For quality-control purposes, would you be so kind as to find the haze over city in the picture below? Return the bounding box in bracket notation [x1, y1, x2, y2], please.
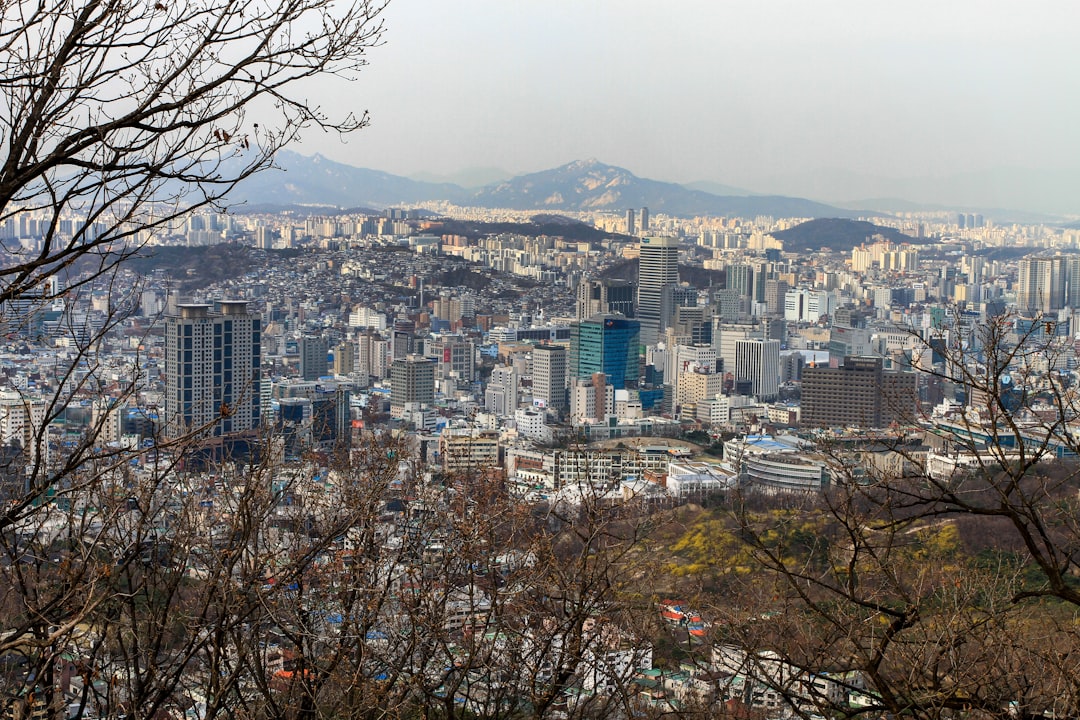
[293, 0, 1080, 213]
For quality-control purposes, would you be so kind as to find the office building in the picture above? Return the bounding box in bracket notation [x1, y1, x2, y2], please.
[300, 335, 329, 380]
[485, 364, 519, 416]
[427, 334, 477, 388]
[164, 301, 261, 440]
[640, 206, 649, 231]
[734, 338, 780, 401]
[332, 341, 356, 376]
[576, 278, 636, 321]
[531, 344, 568, 415]
[801, 356, 917, 429]
[569, 314, 640, 391]
[389, 355, 435, 418]
[626, 208, 636, 236]
[637, 236, 679, 345]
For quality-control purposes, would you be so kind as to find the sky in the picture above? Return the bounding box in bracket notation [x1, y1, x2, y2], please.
[295, 0, 1080, 203]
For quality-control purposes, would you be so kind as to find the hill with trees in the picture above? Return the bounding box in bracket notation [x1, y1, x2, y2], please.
[770, 217, 924, 253]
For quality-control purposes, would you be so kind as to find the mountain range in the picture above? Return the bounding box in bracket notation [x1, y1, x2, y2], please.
[227, 152, 867, 219]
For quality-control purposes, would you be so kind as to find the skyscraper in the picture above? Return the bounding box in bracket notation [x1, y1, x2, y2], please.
[569, 314, 640, 390]
[637, 236, 679, 345]
[640, 206, 649, 232]
[164, 301, 261, 440]
[626, 208, 636, 236]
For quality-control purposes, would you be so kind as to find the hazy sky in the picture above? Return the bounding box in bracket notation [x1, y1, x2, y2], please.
[297, 0, 1079, 192]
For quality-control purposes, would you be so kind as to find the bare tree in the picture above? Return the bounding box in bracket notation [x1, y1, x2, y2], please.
[0, 0, 387, 304]
[714, 312, 1080, 720]
[0, 1, 391, 716]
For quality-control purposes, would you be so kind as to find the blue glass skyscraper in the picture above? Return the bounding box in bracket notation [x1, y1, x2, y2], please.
[569, 314, 640, 390]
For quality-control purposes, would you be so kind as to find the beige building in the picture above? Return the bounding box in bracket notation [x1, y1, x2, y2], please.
[439, 428, 500, 474]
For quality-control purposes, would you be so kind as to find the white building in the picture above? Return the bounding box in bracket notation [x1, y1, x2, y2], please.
[514, 407, 547, 442]
[348, 305, 387, 330]
[665, 461, 734, 501]
[735, 338, 780, 401]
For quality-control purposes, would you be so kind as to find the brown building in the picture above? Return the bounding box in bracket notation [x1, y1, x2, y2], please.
[801, 356, 917, 428]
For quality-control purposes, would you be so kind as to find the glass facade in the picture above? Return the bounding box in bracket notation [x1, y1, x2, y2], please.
[570, 315, 640, 390]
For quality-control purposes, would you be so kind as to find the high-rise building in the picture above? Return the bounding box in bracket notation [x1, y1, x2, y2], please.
[300, 335, 329, 380]
[332, 341, 356, 376]
[637, 236, 679, 345]
[801, 356, 917, 428]
[1016, 255, 1080, 314]
[530, 344, 567, 415]
[640, 206, 649, 232]
[389, 355, 435, 417]
[764, 279, 790, 316]
[734, 338, 780, 401]
[0, 390, 48, 475]
[485, 364, 519, 416]
[626, 208, 636, 236]
[427, 334, 477, 388]
[164, 301, 261, 440]
[356, 332, 389, 380]
[576, 278, 636, 321]
[666, 343, 718, 387]
[569, 314, 640, 390]
[714, 321, 760, 379]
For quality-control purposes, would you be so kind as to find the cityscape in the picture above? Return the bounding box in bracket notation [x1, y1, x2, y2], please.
[3, 1, 1080, 720]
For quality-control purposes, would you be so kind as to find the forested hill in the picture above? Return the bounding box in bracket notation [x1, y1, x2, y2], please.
[771, 218, 924, 253]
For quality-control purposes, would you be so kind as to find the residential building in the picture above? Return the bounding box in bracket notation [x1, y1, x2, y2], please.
[164, 301, 261, 440]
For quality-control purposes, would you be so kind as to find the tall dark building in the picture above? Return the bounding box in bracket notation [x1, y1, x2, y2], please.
[801, 356, 917, 428]
[300, 335, 329, 380]
[640, 206, 649, 231]
[164, 301, 261, 439]
[576, 278, 636, 321]
[626, 208, 636, 236]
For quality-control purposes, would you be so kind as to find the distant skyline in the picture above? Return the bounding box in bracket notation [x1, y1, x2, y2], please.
[295, 1, 1080, 211]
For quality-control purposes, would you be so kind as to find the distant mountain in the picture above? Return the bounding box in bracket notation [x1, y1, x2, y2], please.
[225, 150, 471, 207]
[409, 167, 512, 188]
[683, 180, 759, 196]
[225, 153, 870, 218]
[770, 218, 923, 253]
[469, 159, 863, 218]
